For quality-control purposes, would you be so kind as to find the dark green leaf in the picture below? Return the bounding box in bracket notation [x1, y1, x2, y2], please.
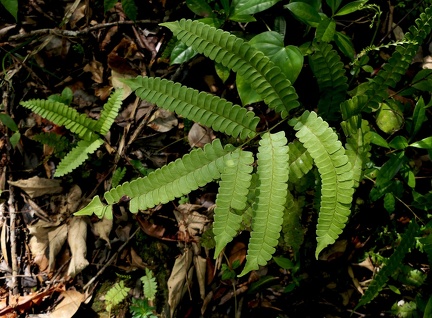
[411, 69, 432, 92]
[334, 0, 367, 16]
[122, 0, 137, 21]
[10, 132, 20, 148]
[274, 16, 287, 38]
[316, 17, 336, 42]
[273, 256, 295, 270]
[334, 31, 355, 59]
[412, 191, 432, 211]
[248, 276, 279, 294]
[284, 2, 321, 27]
[384, 192, 395, 213]
[0, 113, 18, 131]
[215, 63, 231, 83]
[400, 164, 415, 188]
[326, 0, 342, 15]
[186, 0, 214, 17]
[170, 41, 198, 65]
[375, 152, 406, 189]
[370, 131, 389, 148]
[410, 97, 426, 139]
[104, 0, 117, 12]
[388, 136, 408, 150]
[228, 14, 256, 22]
[424, 295, 432, 318]
[231, 0, 281, 16]
[0, 0, 18, 20]
[409, 136, 432, 149]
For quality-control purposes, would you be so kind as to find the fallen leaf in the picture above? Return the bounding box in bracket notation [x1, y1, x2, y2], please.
[48, 224, 68, 271]
[188, 123, 214, 148]
[147, 109, 178, 132]
[92, 217, 113, 247]
[83, 60, 104, 84]
[67, 217, 89, 277]
[9, 177, 63, 198]
[168, 249, 193, 317]
[49, 289, 85, 318]
[194, 255, 206, 300]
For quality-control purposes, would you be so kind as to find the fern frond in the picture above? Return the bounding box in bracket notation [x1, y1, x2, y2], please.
[160, 19, 299, 118]
[355, 6, 432, 113]
[309, 43, 348, 122]
[288, 140, 314, 182]
[19, 99, 98, 141]
[214, 149, 254, 257]
[292, 111, 354, 258]
[105, 281, 130, 312]
[104, 139, 235, 212]
[124, 76, 259, 139]
[54, 138, 104, 177]
[341, 116, 372, 188]
[32, 132, 70, 157]
[96, 88, 123, 135]
[356, 221, 420, 309]
[141, 268, 158, 301]
[111, 167, 127, 188]
[240, 132, 289, 276]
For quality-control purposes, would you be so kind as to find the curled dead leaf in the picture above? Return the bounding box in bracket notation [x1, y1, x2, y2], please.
[9, 176, 62, 198]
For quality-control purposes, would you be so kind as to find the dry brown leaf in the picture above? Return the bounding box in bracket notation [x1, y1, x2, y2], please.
[318, 239, 348, 261]
[423, 55, 432, 69]
[67, 217, 89, 277]
[168, 248, 193, 317]
[48, 224, 68, 272]
[83, 60, 104, 84]
[69, 3, 87, 28]
[147, 109, 178, 132]
[9, 176, 62, 198]
[92, 217, 113, 247]
[129, 247, 147, 270]
[188, 123, 214, 148]
[193, 255, 206, 300]
[111, 70, 134, 99]
[49, 289, 85, 318]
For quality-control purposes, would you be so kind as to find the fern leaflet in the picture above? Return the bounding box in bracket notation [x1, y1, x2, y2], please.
[96, 88, 123, 135]
[20, 99, 99, 141]
[280, 191, 304, 253]
[160, 19, 299, 118]
[124, 76, 259, 139]
[239, 132, 289, 276]
[309, 42, 348, 122]
[55, 138, 104, 177]
[356, 221, 420, 309]
[105, 280, 130, 312]
[103, 139, 235, 212]
[214, 149, 254, 257]
[292, 111, 354, 258]
[141, 268, 157, 301]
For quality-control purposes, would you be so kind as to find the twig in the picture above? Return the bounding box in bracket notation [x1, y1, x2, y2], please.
[8, 185, 18, 295]
[8, 20, 161, 42]
[83, 227, 140, 290]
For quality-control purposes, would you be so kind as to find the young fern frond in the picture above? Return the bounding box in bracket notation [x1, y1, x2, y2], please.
[309, 43, 348, 122]
[214, 149, 254, 257]
[288, 140, 314, 182]
[105, 281, 130, 312]
[356, 221, 419, 309]
[20, 99, 99, 141]
[239, 132, 289, 276]
[55, 139, 104, 177]
[292, 111, 354, 258]
[280, 191, 304, 253]
[96, 88, 124, 135]
[104, 139, 235, 212]
[160, 19, 300, 118]
[141, 268, 158, 301]
[354, 6, 432, 115]
[124, 76, 259, 139]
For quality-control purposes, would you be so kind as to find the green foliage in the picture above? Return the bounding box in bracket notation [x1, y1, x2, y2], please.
[20, 88, 123, 177]
[0, 0, 18, 21]
[0, 113, 20, 148]
[130, 298, 157, 318]
[140, 268, 157, 301]
[104, 0, 137, 21]
[111, 167, 127, 188]
[32, 133, 70, 158]
[356, 221, 420, 309]
[105, 280, 130, 313]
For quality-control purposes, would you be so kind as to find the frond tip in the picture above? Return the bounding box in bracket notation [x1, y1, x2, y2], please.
[292, 111, 354, 258]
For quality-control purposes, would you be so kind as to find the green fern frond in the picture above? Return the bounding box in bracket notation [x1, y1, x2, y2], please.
[160, 19, 299, 118]
[32, 132, 70, 157]
[96, 88, 123, 135]
[342, 116, 372, 188]
[20, 99, 98, 141]
[141, 268, 157, 301]
[54, 138, 104, 177]
[124, 76, 259, 139]
[356, 221, 420, 309]
[111, 167, 127, 188]
[309, 43, 348, 122]
[288, 140, 314, 182]
[104, 139, 235, 212]
[214, 149, 254, 257]
[239, 132, 289, 276]
[105, 280, 130, 312]
[355, 6, 432, 113]
[292, 111, 354, 258]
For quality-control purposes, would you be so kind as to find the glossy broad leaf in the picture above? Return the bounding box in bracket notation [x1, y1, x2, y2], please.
[285, 2, 321, 27]
[334, 0, 367, 16]
[1, 0, 18, 20]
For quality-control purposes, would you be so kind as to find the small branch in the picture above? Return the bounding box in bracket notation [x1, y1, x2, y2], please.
[8, 19, 161, 42]
[8, 186, 18, 295]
